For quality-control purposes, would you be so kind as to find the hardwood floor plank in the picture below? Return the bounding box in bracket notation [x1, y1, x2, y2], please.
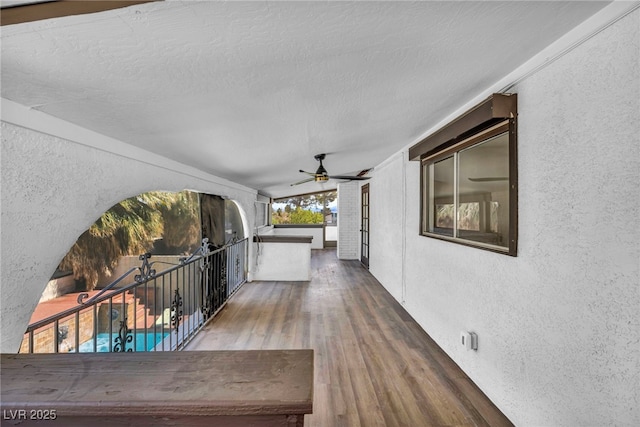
[187, 249, 513, 427]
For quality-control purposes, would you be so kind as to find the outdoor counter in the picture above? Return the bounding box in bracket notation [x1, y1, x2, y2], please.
[253, 232, 313, 281]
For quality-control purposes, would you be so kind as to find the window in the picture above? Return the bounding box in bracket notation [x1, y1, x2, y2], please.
[271, 190, 337, 225]
[255, 194, 270, 227]
[410, 94, 517, 256]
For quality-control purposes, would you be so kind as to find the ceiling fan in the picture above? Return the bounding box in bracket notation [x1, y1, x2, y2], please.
[291, 153, 371, 186]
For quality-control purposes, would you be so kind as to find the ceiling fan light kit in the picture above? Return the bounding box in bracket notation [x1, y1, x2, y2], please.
[291, 153, 371, 186]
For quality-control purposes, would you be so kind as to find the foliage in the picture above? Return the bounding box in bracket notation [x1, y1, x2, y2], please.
[272, 207, 323, 225]
[436, 202, 500, 232]
[273, 191, 336, 224]
[291, 208, 323, 224]
[155, 191, 201, 254]
[278, 191, 336, 211]
[58, 191, 200, 291]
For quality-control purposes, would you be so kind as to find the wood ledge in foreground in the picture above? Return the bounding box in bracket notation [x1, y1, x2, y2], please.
[0, 350, 313, 426]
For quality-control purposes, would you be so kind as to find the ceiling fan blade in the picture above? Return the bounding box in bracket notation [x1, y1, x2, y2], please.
[291, 177, 316, 186]
[468, 177, 508, 182]
[295, 154, 371, 185]
[329, 175, 371, 181]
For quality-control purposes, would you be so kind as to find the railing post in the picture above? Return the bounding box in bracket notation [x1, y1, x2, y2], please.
[171, 288, 183, 336]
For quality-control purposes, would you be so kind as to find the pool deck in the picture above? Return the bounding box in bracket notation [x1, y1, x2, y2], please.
[27, 291, 159, 330]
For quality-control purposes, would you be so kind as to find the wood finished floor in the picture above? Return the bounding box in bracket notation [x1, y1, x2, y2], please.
[187, 249, 513, 427]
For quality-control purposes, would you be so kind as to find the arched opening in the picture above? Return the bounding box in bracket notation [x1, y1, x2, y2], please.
[225, 199, 246, 243]
[21, 190, 248, 353]
[58, 191, 201, 294]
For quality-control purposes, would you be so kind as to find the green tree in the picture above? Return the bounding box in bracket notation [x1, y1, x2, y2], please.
[156, 191, 201, 254]
[281, 196, 308, 210]
[271, 206, 289, 224]
[290, 208, 323, 224]
[58, 191, 198, 290]
[273, 191, 336, 224]
[311, 191, 336, 218]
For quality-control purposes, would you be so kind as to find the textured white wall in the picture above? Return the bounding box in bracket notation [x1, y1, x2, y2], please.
[1, 115, 258, 353]
[369, 9, 639, 427]
[369, 153, 405, 303]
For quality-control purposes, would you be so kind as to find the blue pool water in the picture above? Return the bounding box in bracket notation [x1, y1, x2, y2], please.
[78, 332, 169, 352]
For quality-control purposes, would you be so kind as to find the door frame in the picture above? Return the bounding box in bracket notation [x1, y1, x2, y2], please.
[360, 183, 370, 268]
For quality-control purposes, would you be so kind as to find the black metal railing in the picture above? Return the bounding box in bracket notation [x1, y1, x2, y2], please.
[21, 238, 248, 353]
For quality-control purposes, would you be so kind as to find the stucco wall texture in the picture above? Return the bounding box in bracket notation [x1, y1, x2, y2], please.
[370, 9, 639, 427]
[0, 120, 258, 353]
[1, 6, 638, 427]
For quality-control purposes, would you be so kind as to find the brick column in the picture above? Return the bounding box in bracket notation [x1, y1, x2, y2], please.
[337, 182, 360, 260]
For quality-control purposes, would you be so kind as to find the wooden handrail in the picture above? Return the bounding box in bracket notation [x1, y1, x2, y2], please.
[1, 350, 313, 426]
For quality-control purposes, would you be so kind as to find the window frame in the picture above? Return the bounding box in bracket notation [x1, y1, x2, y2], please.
[412, 94, 518, 256]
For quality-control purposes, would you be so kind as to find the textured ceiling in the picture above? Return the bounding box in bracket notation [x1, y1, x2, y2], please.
[1, 1, 609, 198]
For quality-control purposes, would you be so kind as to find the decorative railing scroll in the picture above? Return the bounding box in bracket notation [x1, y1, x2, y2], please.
[22, 238, 248, 354]
[76, 253, 156, 305]
[113, 319, 133, 352]
[171, 289, 183, 335]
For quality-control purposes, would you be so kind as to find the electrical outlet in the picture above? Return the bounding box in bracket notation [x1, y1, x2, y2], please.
[460, 331, 478, 351]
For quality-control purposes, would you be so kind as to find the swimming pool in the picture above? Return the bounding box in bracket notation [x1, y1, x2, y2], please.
[78, 332, 169, 352]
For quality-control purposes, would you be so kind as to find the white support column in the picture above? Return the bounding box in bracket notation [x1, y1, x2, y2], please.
[337, 182, 360, 260]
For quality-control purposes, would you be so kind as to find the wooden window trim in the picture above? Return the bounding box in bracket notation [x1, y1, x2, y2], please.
[414, 93, 518, 256]
[421, 120, 510, 165]
[409, 93, 517, 161]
